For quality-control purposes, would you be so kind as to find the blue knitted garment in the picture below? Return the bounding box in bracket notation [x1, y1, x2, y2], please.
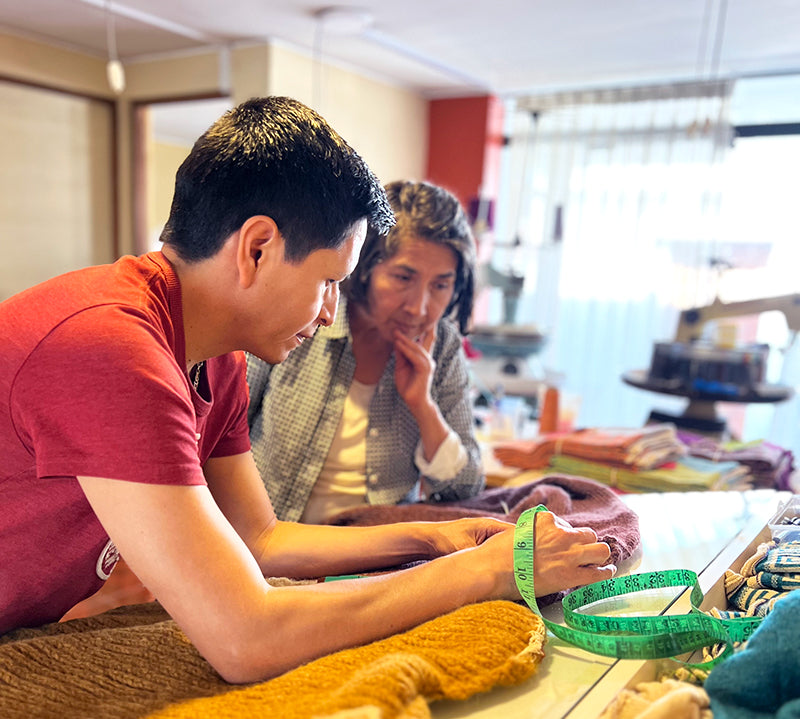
[704, 588, 800, 719]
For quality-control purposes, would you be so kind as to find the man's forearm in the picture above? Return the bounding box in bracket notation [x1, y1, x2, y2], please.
[214, 541, 503, 683]
[254, 520, 441, 579]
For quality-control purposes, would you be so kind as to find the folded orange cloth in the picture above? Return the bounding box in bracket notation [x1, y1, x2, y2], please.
[493, 424, 684, 471]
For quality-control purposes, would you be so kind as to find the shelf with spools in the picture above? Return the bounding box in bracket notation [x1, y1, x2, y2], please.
[622, 294, 799, 436]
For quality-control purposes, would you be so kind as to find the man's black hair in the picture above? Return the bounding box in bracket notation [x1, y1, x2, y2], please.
[160, 96, 394, 262]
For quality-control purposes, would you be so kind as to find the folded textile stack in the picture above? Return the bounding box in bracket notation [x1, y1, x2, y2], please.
[678, 430, 796, 490]
[643, 537, 800, 718]
[493, 424, 685, 472]
[549, 454, 751, 493]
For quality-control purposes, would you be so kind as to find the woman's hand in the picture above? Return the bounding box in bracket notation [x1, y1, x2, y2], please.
[392, 324, 437, 415]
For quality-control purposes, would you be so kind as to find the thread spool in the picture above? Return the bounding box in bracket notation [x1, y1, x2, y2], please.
[539, 386, 559, 434]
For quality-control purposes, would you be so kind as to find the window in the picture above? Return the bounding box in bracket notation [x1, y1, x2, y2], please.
[486, 76, 800, 457]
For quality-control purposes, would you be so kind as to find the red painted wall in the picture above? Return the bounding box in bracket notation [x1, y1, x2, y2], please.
[426, 95, 505, 324]
[425, 95, 504, 221]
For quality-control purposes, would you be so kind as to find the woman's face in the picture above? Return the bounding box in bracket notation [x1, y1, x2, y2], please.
[364, 236, 458, 343]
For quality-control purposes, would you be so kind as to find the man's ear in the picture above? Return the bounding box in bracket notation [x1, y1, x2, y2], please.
[236, 215, 284, 289]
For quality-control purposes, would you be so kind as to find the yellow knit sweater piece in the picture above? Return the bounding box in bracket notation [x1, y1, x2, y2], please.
[148, 600, 546, 719]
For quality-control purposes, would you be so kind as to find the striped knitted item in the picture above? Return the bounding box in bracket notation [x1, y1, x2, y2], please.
[739, 541, 774, 577]
[738, 540, 800, 591]
[0, 600, 545, 719]
[749, 570, 800, 591]
[754, 540, 800, 573]
[726, 580, 785, 617]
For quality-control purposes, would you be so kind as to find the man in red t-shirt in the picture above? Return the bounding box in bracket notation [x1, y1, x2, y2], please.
[0, 96, 615, 683]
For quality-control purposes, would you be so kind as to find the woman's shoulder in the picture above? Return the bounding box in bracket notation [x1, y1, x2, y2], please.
[436, 316, 462, 345]
[434, 317, 467, 363]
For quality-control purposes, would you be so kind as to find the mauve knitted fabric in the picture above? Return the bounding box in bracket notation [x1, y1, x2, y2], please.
[678, 430, 795, 490]
[327, 474, 641, 569]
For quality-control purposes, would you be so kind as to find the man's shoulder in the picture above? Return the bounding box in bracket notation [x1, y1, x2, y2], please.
[1, 254, 173, 327]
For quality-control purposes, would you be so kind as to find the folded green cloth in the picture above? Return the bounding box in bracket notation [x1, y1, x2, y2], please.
[549, 454, 749, 493]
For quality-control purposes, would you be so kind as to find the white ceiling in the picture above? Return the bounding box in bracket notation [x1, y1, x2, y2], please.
[3, 0, 800, 99]
[4, 0, 800, 145]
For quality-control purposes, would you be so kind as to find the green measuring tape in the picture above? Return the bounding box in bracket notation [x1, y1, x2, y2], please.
[513, 505, 763, 668]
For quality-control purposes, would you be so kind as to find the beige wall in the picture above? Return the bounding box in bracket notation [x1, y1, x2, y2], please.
[0, 31, 428, 285]
[0, 32, 110, 97]
[137, 42, 427, 254]
[146, 140, 191, 251]
[0, 80, 114, 299]
[264, 42, 427, 184]
[227, 41, 427, 183]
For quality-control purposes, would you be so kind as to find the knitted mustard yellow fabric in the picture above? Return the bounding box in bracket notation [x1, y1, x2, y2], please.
[0, 600, 545, 719]
[148, 600, 545, 719]
[0, 606, 226, 719]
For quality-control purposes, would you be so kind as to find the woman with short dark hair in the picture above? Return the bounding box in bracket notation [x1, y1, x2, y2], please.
[247, 180, 484, 523]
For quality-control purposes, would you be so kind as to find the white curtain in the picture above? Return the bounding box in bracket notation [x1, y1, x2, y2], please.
[723, 134, 800, 461]
[488, 82, 737, 431]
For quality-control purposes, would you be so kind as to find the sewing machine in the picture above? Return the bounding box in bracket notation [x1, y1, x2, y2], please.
[468, 263, 550, 399]
[622, 294, 798, 435]
[674, 293, 800, 343]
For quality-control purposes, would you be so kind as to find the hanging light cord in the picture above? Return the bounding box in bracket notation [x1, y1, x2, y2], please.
[105, 0, 119, 62]
[312, 17, 324, 112]
[709, 0, 729, 81]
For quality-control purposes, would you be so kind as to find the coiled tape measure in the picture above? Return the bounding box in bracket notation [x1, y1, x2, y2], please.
[513, 505, 763, 668]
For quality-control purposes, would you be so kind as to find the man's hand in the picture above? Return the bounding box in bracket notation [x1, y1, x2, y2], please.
[476, 511, 615, 600]
[423, 516, 515, 557]
[528, 511, 615, 596]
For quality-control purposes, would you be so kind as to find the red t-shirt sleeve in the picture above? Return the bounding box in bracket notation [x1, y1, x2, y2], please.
[13, 306, 212, 485]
